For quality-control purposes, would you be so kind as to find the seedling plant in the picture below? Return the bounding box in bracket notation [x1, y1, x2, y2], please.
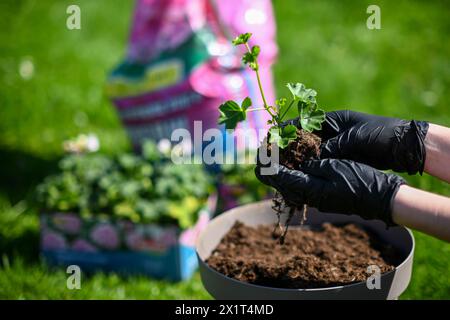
[218, 33, 326, 243]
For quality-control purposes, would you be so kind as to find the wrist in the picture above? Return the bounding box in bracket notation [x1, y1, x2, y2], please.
[392, 184, 411, 223]
[424, 123, 450, 182]
[384, 176, 407, 226]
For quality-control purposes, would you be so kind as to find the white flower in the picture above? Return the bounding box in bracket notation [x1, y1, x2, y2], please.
[157, 138, 172, 154]
[86, 134, 100, 152]
[19, 58, 34, 80]
[63, 133, 100, 154]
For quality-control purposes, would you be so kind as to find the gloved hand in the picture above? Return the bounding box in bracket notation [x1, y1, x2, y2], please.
[255, 158, 406, 226]
[285, 110, 429, 175]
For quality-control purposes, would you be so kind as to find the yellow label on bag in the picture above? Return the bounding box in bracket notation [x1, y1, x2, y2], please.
[106, 60, 183, 98]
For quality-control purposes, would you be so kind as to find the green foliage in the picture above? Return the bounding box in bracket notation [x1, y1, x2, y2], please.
[36, 141, 212, 228]
[218, 98, 251, 130]
[299, 106, 326, 132]
[276, 98, 287, 108]
[36, 172, 87, 213]
[268, 125, 297, 149]
[167, 196, 203, 229]
[287, 82, 317, 103]
[231, 32, 252, 45]
[242, 46, 260, 71]
[142, 140, 162, 162]
[0, 256, 211, 299]
[218, 33, 326, 147]
[286, 82, 326, 132]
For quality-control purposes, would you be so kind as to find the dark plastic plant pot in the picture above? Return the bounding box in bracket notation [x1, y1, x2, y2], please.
[196, 200, 414, 300]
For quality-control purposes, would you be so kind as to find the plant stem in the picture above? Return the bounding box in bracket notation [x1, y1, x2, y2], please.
[255, 69, 268, 107]
[300, 204, 308, 225]
[247, 107, 266, 112]
[244, 43, 276, 120]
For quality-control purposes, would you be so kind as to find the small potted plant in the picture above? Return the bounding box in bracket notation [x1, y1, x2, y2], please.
[37, 139, 216, 281]
[196, 34, 415, 299]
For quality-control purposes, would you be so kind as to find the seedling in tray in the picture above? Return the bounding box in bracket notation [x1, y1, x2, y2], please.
[218, 33, 326, 243]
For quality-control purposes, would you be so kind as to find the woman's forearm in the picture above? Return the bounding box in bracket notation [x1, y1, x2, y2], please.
[392, 185, 450, 242]
[424, 123, 450, 183]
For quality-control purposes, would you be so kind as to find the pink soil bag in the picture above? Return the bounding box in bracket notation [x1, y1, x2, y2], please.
[106, 0, 278, 151]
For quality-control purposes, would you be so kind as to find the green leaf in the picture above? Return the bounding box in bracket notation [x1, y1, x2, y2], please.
[118, 154, 139, 170]
[241, 96, 252, 110]
[232, 33, 252, 45]
[268, 127, 282, 145]
[282, 124, 298, 140]
[241, 46, 260, 71]
[218, 98, 251, 130]
[300, 106, 326, 132]
[242, 52, 258, 71]
[251, 45, 260, 57]
[142, 140, 161, 162]
[275, 98, 286, 108]
[286, 82, 325, 132]
[268, 125, 297, 149]
[286, 83, 317, 104]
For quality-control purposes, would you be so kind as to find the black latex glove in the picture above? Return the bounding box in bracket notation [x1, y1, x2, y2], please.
[255, 158, 406, 226]
[285, 110, 429, 175]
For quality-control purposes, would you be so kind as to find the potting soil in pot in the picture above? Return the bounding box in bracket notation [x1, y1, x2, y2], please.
[206, 221, 398, 289]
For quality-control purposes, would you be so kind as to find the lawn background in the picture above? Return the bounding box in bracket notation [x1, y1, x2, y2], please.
[0, 0, 449, 299]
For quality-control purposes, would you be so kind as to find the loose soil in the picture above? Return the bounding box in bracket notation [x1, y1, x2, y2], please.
[206, 221, 397, 289]
[279, 128, 321, 170]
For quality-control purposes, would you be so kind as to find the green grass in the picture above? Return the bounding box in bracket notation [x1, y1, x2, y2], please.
[0, 258, 211, 299]
[0, 0, 449, 299]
